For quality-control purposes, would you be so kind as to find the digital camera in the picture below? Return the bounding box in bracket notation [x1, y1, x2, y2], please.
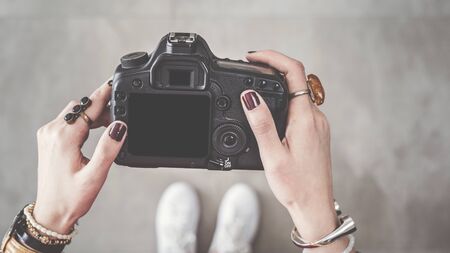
[111, 32, 288, 170]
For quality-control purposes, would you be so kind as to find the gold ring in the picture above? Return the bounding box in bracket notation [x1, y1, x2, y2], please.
[79, 111, 93, 126]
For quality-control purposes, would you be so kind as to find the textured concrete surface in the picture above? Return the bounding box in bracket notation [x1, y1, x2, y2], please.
[1, 0, 450, 252]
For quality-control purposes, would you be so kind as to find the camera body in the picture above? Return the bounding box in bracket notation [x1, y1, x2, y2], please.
[111, 32, 288, 170]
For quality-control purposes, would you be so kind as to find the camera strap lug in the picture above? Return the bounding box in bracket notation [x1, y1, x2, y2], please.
[208, 157, 232, 171]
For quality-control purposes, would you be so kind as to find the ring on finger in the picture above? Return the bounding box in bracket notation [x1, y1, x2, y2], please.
[289, 89, 311, 99]
[64, 112, 79, 124]
[64, 96, 92, 124]
[79, 111, 93, 126]
[289, 74, 325, 106]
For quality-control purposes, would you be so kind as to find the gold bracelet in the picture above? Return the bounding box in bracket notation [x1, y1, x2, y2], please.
[23, 203, 77, 241]
[25, 220, 71, 245]
[2, 236, 38, 253]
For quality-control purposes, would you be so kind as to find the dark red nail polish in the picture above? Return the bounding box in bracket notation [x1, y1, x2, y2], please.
[242, 91, 260, 110]
[248, 50, 257, 54]
[107, 80, 113, 86]
[109, 122, 127, 141]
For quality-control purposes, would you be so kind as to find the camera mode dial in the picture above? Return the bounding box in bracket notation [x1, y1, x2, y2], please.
[120, 52, 149, 69]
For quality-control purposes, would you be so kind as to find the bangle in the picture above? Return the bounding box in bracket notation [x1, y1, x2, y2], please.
[12, 208, 66, 253]
[23, 203, 78, 241]
[291, 215, 356, 248]
[342, 234, 355, 253]
[290, 200, 357, 248]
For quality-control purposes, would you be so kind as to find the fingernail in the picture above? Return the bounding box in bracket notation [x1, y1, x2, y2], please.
[247, 50, 257, 54]
[109, 122, 127, 141]
[242, 91, 260, 110]
[107, 79, 113, 86]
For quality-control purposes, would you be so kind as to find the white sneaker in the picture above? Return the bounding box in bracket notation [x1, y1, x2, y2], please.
[156, 182, 200, 253]
[208, 183, 260, 253]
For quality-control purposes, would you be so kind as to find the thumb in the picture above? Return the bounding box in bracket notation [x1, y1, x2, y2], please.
[85, 121, 127, 178]
[240, 90, 285, 163]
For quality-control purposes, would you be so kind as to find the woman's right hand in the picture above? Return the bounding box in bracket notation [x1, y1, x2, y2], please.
[240, 50, 353, 252]
[33, 80, 127, 234]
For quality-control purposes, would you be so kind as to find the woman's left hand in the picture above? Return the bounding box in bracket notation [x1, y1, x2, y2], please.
[33, 79, 128, 234]
[240, 51, 351, 252]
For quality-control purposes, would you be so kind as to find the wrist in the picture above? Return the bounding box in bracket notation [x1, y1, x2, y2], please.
[287, 201, 337, 239]
[287, 201, 349, 253]
[33, 203, 77, 234]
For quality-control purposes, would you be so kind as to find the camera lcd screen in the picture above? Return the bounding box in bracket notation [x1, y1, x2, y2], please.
[128, 93, 210, 158]
[169, 69, 192, 86]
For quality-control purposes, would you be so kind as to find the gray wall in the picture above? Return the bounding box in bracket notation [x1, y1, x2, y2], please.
[1, 0, 450, 252]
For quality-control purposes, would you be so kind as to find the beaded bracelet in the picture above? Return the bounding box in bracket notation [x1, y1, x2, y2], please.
[25, 219, 71, 245]
[10, 208, 66, 253]
[23, 203, 77, 241]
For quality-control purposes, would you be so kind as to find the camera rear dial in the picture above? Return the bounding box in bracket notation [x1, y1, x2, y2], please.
[212, 123, 248, 156]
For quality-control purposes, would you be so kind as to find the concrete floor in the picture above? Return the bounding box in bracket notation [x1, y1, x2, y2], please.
[1, 0, 450, 252]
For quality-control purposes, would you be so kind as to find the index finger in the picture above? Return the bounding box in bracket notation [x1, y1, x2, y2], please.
[55, 79, 113, 147]
[57, 78, 112, 121]
[69, 80, 112, 132]
[246, 50, 314, 110]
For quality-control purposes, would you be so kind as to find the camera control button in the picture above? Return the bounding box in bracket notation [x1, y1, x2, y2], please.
[212, 124, 247, 156]
[120, 52, 149, 69]
[131, 79, 143, 88]
[273, 82, 281, 91]
[216, 96, 231, 111]
[244, 77, 253, 87]
[114, 106, 125, 116]
[258, 80, 267, 89]
[115, 91, 126, 101]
